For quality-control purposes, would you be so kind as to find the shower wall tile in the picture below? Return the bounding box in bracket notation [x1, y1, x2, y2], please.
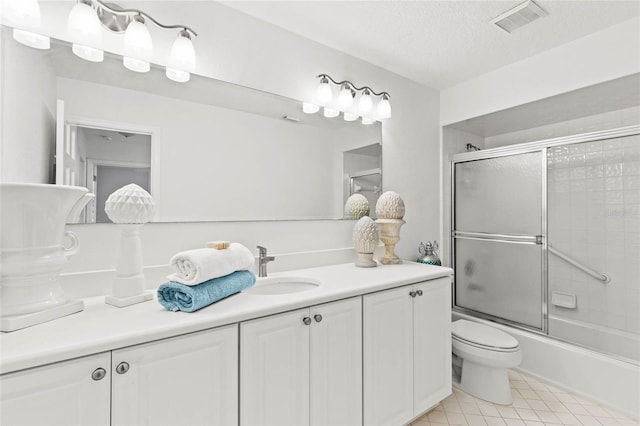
[548, 134, 639, 336]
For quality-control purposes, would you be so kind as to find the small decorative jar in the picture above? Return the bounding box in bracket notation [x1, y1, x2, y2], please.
[417, 241, 441, 266]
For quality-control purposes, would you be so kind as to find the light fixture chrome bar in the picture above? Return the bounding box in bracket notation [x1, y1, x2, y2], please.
[317, 74, 390, 98]
[548, 245, 610, 284]
[93, 0, 197, 36]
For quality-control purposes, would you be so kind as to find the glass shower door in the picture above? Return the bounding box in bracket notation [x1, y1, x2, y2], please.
[453, 151, 544, 330]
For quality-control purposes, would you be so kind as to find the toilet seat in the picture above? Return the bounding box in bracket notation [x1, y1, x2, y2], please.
[452, 319, 519, 352]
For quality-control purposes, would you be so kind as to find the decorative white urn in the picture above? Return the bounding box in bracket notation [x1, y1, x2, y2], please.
[375, 191, 405, 265]
[0, 183, 94, 331]
[104, 184, 155, 307]
[353, 216, 378, 268]
[344, 194, 370, 219]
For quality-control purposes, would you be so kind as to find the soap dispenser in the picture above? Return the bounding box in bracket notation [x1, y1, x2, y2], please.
[417, 240, 441, 266]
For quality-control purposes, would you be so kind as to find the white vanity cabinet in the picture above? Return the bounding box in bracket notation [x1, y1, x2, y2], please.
[112, 324, 238, 426]
[1, 325, 238, 426]
[240, 297, 362, 426]
[363, 277, 452, 425]
[1, 352, 111, 426]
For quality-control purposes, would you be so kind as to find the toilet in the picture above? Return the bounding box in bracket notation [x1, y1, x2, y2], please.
[451, 319, 522, 405]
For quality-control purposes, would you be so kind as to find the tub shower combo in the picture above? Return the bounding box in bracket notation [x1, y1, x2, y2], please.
[450, 126, 640, 365]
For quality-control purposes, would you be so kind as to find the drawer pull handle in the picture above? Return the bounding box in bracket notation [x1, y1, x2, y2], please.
[303, 317, 312, 326]
[409, 291, 417, 298]
[314, 314, 323, 323]
[91, 368, 106, 381]
[416, 290, 423, 296]
[116, 362, 130, 374]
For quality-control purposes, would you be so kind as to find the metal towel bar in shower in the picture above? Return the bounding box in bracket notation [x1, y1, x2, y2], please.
[548, 245, 611, 284]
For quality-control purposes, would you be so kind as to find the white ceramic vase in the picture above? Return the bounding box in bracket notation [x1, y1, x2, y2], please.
[0, 183, 94, 331]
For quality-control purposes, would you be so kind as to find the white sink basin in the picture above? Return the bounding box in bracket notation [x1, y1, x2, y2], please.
[244, 276, 321, 295]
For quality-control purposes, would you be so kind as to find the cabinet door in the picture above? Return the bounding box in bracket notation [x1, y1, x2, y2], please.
[112, 325, 238, 426]
[310, 297, 362, 426]
[241, 308, 310, 426]
[1, 352, 111, 426]
[413, 278, 452, 416]
[363, 286, 414, 425]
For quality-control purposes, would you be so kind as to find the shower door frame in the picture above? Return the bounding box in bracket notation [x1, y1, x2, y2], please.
[450, 125, 640, 336]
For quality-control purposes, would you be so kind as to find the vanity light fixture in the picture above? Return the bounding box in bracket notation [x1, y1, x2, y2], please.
[63, 0, 197, 81]
[305, 74, 391, 123]
[3, 0, 50, 49]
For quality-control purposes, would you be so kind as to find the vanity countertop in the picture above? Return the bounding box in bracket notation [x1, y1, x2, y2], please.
[0, 262, 452, 374]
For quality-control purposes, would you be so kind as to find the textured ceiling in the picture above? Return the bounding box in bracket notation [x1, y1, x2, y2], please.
[222, 1, 640, 89]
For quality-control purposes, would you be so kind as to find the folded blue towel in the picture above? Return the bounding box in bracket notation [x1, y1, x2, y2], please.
[157, 270, 256, 313]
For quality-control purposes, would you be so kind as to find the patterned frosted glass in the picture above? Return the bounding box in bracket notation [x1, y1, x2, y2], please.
[455, 238, 543, 329]
[455, 152, 542, 235]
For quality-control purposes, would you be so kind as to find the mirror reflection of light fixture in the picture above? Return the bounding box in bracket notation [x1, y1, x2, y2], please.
[306, 74, 391, 123]
[302, 102, 320, 114]
[323, 107, 340, 118]
[3, 0, 50, 49]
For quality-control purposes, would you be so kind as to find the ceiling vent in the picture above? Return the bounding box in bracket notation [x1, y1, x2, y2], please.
[491, 0, 548, 33]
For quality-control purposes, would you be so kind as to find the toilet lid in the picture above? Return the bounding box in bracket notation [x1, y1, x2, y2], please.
[452, 320, 519, 350]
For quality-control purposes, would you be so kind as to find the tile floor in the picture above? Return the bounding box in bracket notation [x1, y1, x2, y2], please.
[411, 370, 639, 426]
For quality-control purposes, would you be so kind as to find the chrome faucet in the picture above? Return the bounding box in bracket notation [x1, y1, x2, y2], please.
[257, 245, 275, 277]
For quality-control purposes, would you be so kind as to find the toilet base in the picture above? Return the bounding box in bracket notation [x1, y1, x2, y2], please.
[458, 359, 513, 405]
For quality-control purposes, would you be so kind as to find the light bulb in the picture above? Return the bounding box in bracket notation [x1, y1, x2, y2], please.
[323, 107, 339, 118]
[358, 90, 373, 115]
[362, 117, 375, 125]
[343, 113, 358, 122]
[338, 84, 354, 109]
[376, 95, 391, 119]
[166, 68, 190, 83]
[13, 28, 50, 49]
[67, 1, 103, 62]
[302, 102, 320, 114]
[123, 16, 152, 73]
[316, 76, 332, 105]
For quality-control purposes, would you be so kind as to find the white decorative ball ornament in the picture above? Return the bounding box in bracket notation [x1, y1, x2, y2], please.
[344, 194, 370, 219]
[105, 183, 155, 224]
[375, 191, 405, 219]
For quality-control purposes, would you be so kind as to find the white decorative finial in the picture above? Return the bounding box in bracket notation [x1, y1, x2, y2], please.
[353, 216, 378, 268]
[344, 193, 370, 219]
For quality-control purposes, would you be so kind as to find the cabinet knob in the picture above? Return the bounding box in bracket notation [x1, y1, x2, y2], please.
[115, 362, 130, 374]
[416, 290, 423, 296]
[91, 367, 107, 381]
[303, 317, 312, 326]
[409, 291, 417, 298]
[314, 314, 323, 323]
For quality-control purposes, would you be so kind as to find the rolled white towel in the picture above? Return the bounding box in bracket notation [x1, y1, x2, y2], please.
[168, 243, 255, 285]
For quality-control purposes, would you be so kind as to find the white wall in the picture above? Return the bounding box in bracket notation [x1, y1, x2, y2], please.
[440, 17, 640, 126]
[0, 29, 57, 183]
[1, 2, 440, 289]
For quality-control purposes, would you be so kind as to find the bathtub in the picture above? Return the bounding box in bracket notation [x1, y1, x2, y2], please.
[452, 311, 640, 420]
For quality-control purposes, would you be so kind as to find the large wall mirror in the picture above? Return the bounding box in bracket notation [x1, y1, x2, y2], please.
[1, 26, 382, 223]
